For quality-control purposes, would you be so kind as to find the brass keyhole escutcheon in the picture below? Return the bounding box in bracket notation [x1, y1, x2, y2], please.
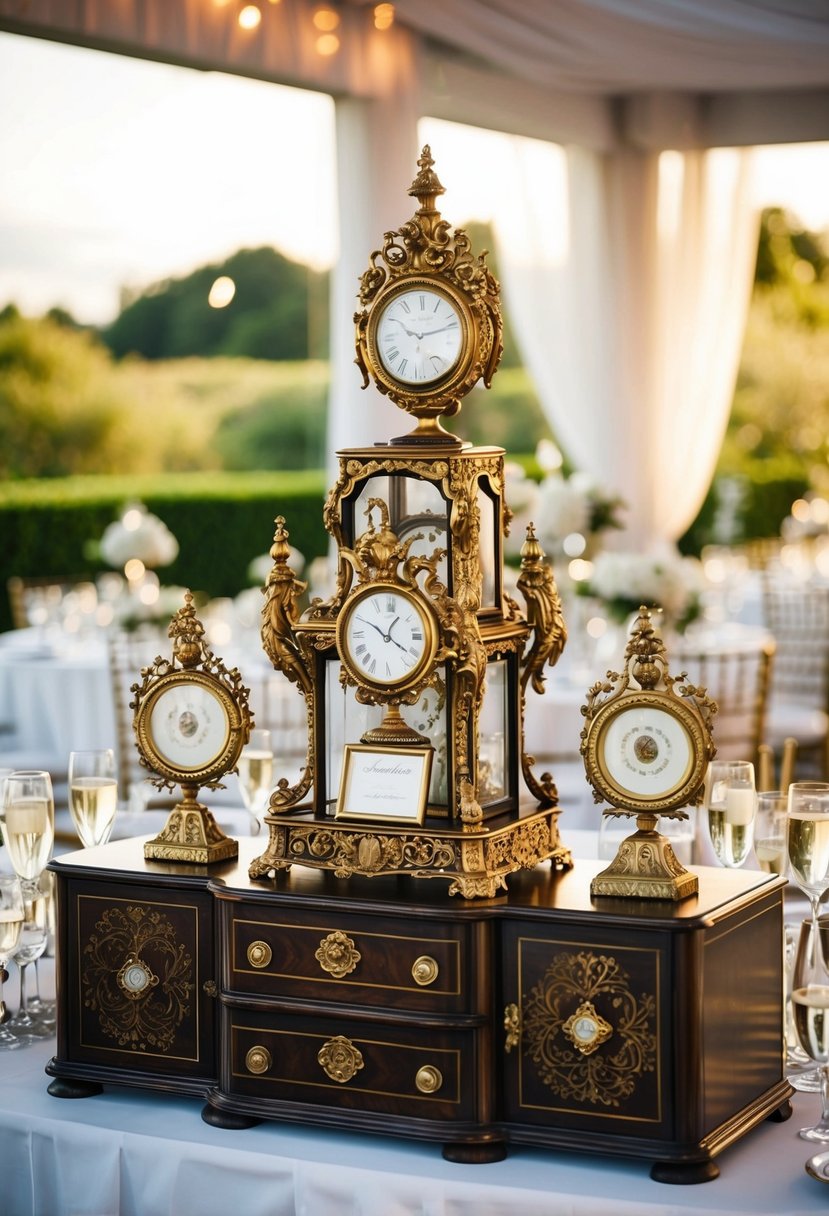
[317, 1035, 364, 1083]
[116, 955, 159, 1001]
[504, 1002, 521, 1053]
[315, 931, 361, 979]
[247, 940, 272, 969]
[245, 1045, 272, 1075]
[411, 955, 439, 986]
[415, 1064, 443, 1094]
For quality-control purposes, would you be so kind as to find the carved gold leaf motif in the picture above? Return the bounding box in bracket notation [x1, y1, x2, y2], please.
[315, 930, 361, 979]
[523, 950, 656, 1108]
[82, 904, 193, 1053]
[318, 1035, 365, 1083]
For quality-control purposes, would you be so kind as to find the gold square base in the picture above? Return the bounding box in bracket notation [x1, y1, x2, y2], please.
[143, 803, 239, 865]
[590, 826, 698, 901]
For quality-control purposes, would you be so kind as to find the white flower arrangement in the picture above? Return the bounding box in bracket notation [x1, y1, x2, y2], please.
[99, 502, 179, 570]
[581, 550, 705, 630]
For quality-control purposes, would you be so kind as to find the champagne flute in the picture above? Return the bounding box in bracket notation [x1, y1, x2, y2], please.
[237, 729, 273, 831]
[706, 760, 757, 868]
[791, 914, 829, 1141]
[0, 875, 24, 1051]
[8, 884, 51, 1043]
[68, 749, 118, 848]
[754, 790, 788, 875]
[2, 771, 55, 897]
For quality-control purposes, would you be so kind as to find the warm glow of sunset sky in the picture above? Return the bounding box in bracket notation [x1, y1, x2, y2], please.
[1, 30, 827, 325]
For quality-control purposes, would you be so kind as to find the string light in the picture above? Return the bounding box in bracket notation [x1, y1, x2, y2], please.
[238, 4, 262, 30]
[316, 33, 340, 55]
[374, 4, 394, 30]
[208, 276, 236, 309]
[313, 6, 340, 32]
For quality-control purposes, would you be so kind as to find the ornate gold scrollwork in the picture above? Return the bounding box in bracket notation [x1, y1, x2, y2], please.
[82, 904, 193, 1053]
[415, 1064, 443, 1094]
[411, 955, 439, 986]
[504, 1002, 521, 1053]
[245, 1045, 272, 1075]
[247, 940, 272, 969]
[524, 950, 656, 1108]
[318, 1035, 364, 1084]
[315, 930, 361, 979]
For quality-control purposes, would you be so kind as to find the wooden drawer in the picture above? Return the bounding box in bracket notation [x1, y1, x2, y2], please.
[224, 1006, 477, 1121]
[226, 904, 477, 1012]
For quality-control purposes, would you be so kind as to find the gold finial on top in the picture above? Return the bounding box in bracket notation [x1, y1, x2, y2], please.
[168, 590, 206, 668]
[408, 145, 445, 214]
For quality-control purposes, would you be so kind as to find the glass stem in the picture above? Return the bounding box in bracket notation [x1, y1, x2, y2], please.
[17, 961, 30, 1017]
[818, 1066, 829, 1134]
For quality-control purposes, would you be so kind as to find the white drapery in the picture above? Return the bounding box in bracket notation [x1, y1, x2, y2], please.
[491, 138, 761, 551]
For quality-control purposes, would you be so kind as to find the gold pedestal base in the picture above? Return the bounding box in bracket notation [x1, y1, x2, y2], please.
[249, 804, 571, 898]
[590, 815, 697, 901]
[144, 801, 239, 865]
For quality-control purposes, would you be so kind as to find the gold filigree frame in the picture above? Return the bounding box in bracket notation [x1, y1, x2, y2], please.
[132, 591, 252, 864]
[580, 607, 717, 900]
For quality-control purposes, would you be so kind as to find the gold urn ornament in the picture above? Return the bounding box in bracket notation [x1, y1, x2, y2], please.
[249, 149, 571, 897]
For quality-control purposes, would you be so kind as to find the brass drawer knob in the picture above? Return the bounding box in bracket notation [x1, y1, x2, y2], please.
[318, 1035, 364, 1083]
[247, 940, 272, 969]
[245, 1045, 272, 1075]
[315, 930, 361, 979]
[411, 955, 439, 987]
[415, 1064, 443, 1094]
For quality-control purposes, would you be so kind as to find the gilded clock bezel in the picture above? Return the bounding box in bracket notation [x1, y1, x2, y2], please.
[365, 277, 474, 400]
[336, 581, 440, 695]
[134, 668, 245, 786]
[582, 689, 707, 815]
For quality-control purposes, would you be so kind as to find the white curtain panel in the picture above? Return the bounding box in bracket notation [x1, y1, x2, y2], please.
[492, 136, 761, 551]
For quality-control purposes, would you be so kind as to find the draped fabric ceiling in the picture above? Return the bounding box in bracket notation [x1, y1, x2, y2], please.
[2, 0, 828, 549]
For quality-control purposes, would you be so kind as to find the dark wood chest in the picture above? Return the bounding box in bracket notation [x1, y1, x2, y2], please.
[47, 838, 792, 1183]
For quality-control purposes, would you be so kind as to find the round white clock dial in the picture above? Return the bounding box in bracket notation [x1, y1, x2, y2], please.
[343, 587, 433, 688]
[601, 705, 694, 800]
[376, 288, 463, 386]
[148, 683, 230, 772]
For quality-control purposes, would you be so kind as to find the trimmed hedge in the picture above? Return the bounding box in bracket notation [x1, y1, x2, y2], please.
[0, 471, 328, 634]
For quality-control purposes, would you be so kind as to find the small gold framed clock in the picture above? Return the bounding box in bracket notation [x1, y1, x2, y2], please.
[365, 278, 471, 396]
[131, 591, 253, 864]
[580, 607, 717, 900]
[135, 669, 242, 787]
[336, 581, 440, 694]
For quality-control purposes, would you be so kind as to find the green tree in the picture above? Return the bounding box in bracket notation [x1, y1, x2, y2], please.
[102, 246, 329, 362]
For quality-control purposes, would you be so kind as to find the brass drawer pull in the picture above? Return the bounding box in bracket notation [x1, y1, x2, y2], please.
[247, 940, 272, 969]
[245, 1045, 272, 1075]
[411, 955, 439, 986]
[318, 1035, 364, 1083]
[504, 1002, 521, 1053]
[415, 1064, 443, 1094]
[315, 931, 361, 979]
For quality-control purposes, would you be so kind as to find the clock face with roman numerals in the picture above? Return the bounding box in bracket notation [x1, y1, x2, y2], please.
[375, 286, 463, 387]
[337, 583, 438, 693]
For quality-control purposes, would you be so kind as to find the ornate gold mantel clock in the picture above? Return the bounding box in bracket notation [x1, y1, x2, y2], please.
[249, 147, 571, 897]
[580, 607, 718, 900]
[132, 592, 253, 864]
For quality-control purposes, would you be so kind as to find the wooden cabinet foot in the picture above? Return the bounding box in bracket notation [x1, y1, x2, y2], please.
[201, 1103, 260, 1130]
[442, 1140, 507, 1164]
[47, 1076, 103, 1100]
[650, 1158, 719, 1184]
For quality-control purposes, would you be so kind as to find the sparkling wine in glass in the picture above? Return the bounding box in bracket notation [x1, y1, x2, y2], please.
[237, 729, 273, 828]
[8, 884, 51, 1044]
[2, 770, 55, 884]
[786, 782, 829, 1096]
[68, 749, 118, 848]
[754, 790, 788, 875]
[706, 760, 757, 868]
[792, 915, 829, 1141]
[0, 875, 24, 1051]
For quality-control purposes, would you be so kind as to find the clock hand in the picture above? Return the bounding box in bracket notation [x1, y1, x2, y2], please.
[355, 615, 388, 641]
[385, 617, 408, 651]
[417, 324, 456, 337]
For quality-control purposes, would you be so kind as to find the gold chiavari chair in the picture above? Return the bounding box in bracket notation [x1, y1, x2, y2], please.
[761, 577, 829, 780]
